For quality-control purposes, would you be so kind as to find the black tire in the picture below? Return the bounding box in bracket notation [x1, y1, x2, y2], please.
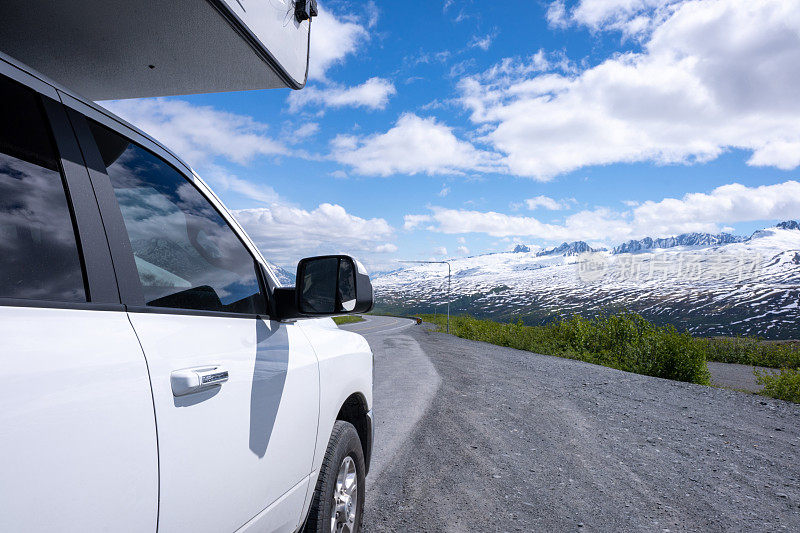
[304, 421, 366, 533]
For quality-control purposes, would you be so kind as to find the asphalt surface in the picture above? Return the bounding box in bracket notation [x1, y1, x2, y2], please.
[341, 316, 800, 532]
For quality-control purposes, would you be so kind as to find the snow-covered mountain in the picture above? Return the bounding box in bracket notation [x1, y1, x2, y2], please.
[265, 261, 295, 286]
[373, 222, 800, 339]
[537, 241, 601, 256]
[613, 232, 744, 254]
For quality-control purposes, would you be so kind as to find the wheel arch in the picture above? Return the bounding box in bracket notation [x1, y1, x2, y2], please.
[336, 392, 372, 475]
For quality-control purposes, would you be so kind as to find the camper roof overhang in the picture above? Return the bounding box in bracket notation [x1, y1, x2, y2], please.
[0, 0, 312, 100]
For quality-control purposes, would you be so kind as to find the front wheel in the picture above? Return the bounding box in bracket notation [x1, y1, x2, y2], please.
[304, 421, 366, 533]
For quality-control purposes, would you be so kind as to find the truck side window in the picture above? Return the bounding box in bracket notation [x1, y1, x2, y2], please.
[0, 75, 86, 302]
[87, 120, 263, 314]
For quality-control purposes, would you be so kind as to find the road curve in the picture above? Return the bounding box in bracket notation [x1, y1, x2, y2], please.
[338, 314, 417, 337]
[343, 320, 800, 532]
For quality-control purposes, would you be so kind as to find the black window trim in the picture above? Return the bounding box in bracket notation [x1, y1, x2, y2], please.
[0, 63, 121, 310]
[65, 105, 273, 320]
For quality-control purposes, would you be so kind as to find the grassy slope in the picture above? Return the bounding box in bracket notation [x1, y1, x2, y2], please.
[333, 315, 365, 325]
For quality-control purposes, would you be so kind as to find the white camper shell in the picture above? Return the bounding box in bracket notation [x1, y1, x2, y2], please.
[0, 0, 314, 99]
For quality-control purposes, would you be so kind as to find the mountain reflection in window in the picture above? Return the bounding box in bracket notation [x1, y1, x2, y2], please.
[0, 75, 86, 302]
[88, 121, 262, 314]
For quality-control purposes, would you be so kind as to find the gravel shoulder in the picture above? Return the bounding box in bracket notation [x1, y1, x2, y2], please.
[362, 325, 800, 532]
[708, 361, 776, 393]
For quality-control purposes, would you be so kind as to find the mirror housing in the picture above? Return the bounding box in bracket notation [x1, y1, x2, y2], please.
[271, 255, 373, 320]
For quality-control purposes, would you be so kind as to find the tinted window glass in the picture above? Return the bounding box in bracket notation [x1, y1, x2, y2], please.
[88, 121, 263, 314]
[0, 75, 86, 302]
[300, 257, 338, 313]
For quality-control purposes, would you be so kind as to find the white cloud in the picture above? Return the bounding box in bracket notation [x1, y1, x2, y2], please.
[308, 5, 370, 81]
[469, 33, 495, 51]
[293, 122, 320, 141]
[404, 214, 433, 230]
[288, 77, 396, 112]
[235, 203, 394, 267]
[200, 165, 280, 205]
[330, 113, 501, 177]
[460, 0, 800, 180]
[101, 99, 285, 167]
[480, 50, 576, 80]
[434, 246, 448, 256]
[439, 185, 451, 197]
[546, 1, 570, 29]
[552, 0, 680, 37]
[405, 180, 800, 242]
[525, 195, 566, 210]
[631, 180, 800, 236]
[375, 243, 398, 253]
[456, 245, 470, 255]
[364, 1, 380, 29]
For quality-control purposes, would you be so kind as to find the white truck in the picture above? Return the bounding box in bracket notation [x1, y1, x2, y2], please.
[0, 2, 374, 532]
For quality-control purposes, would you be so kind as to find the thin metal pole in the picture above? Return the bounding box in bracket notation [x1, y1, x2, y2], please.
[447, 262, 451, 334]
[398, 259, 452, 334]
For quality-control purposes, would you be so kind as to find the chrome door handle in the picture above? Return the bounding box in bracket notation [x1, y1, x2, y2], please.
[171, 366, 229, 396]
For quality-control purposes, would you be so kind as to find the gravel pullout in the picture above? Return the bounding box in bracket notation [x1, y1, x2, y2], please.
[363, 325, 800, 532]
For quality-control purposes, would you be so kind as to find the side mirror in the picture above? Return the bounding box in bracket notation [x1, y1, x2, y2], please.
[297, 255, 373, 315]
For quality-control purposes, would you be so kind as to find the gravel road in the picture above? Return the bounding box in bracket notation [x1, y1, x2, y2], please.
[708, 361, 775, 392]
[342, 316, 800, 532]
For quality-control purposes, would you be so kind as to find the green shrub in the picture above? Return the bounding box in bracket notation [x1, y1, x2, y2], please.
[703, 337, 800, 368]
[422, 312, 710, 385]
[756, 367, 800, 403]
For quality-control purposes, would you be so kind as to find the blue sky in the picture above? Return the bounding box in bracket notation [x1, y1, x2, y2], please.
[104, 0, 800, 271]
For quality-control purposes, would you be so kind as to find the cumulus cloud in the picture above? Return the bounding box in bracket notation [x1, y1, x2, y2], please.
[460, 0, 800, 180]
[330, 113, 501, 177]
[551, 0, 680, 37]
[456, 245, 470, 255]
[525, 195, 567, 210]
[308, 5, 370, 81]
[434, 246, 448, 256]
[631, 180, 800, 236]
[375, 243, 399, 253]
[404, 180, 800, 242]
[101, 99, 285, 167]
[235, 203, 394, 267]
[288, 77, 396, 112]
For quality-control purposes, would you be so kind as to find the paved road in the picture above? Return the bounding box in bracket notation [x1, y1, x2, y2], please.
[342, 317, 800, 532]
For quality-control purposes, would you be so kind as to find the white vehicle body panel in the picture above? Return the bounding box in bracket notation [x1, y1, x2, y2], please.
[221, 0, 311, 86]
[0, 306, 158, 532]
[127, 313, 319, 532]
[0, 52, 375, 533]
[298, 319, 373, 476]
[0, 0, 311, 99]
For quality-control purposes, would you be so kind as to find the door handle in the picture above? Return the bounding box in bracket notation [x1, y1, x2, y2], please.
[171, 366, 229, 396]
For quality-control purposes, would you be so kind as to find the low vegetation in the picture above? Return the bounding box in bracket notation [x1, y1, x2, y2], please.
[422, 312, 800, 402]
[702, 336, 800, 369]
[756, 368, 800, 403]
[332, 315, 365, 326]
[421, 312, 710, 385]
